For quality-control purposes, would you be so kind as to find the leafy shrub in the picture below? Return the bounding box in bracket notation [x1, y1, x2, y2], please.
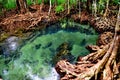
[27, 0, 33, 5]
[55, 5, 64, 13]
[4, 0, 16, 10]
[112, 0, 120, 5]
[57, 0, 66, 5]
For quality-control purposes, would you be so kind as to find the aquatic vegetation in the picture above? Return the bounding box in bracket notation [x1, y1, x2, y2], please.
[0, 22, 98, 80]
[52, 42, 75, 65]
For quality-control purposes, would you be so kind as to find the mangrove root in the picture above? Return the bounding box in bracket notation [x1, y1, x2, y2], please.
[56, 35, 120, 80]
[55, 6, 120, 80]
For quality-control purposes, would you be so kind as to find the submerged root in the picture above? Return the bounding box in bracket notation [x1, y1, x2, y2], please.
[55, 35, 120, 80]
[56, 7, 120, 79]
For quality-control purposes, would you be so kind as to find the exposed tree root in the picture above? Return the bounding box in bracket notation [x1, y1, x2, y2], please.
[0, 5, 58, 33]
[56, 35, 120, 80]
[55, 6, 120, 80]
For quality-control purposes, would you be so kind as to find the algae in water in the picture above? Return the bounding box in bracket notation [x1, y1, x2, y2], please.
[0, 22, 98, 80]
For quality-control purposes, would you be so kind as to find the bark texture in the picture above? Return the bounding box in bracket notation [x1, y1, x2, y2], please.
[16, 0, 28, 14]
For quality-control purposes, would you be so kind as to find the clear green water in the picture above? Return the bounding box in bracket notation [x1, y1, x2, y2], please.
[0, 22, 98, 80]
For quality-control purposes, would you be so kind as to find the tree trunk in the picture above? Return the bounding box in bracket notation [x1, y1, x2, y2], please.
[86, 0, 92, 13]
[67, 0, 70, 14]
[36, 0, 38, 4]
[48, 0, 52, 16]
[103, 0, 110, 17]
[39, 0, 44, 11]
[54, 0, 57, 6]
[16, 0, 28, 14]
[78, 0, 81, 18]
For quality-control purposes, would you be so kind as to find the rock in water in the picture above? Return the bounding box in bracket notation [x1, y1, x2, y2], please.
[2, 36, 19, 57]
[5, 36, 19, 51]
[52, 42, 75, 65]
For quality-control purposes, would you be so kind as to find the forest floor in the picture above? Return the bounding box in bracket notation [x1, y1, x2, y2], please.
[0, 4, 120, 80]
[0, 4, 95, 41]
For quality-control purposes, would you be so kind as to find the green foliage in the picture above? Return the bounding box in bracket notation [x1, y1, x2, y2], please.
[55, 5, 64, 13]
[55, 0, 66, 13]
[81, 0, 87, 2]
[70, 0, 77, 5]
[0, 0, 119, 14]
[112, 0, 120, 5]
[37, 0, 42, 4]
[97, 0, 106, 13]
[97, 0, 120, 14]
[51, 0, 56, 4]
[98, 0, 106, 8]
[55, 0, 78, 13]
[3, 0, 16, 10]
[27, 0, 33, 5]
[57, 0, 66, 5]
